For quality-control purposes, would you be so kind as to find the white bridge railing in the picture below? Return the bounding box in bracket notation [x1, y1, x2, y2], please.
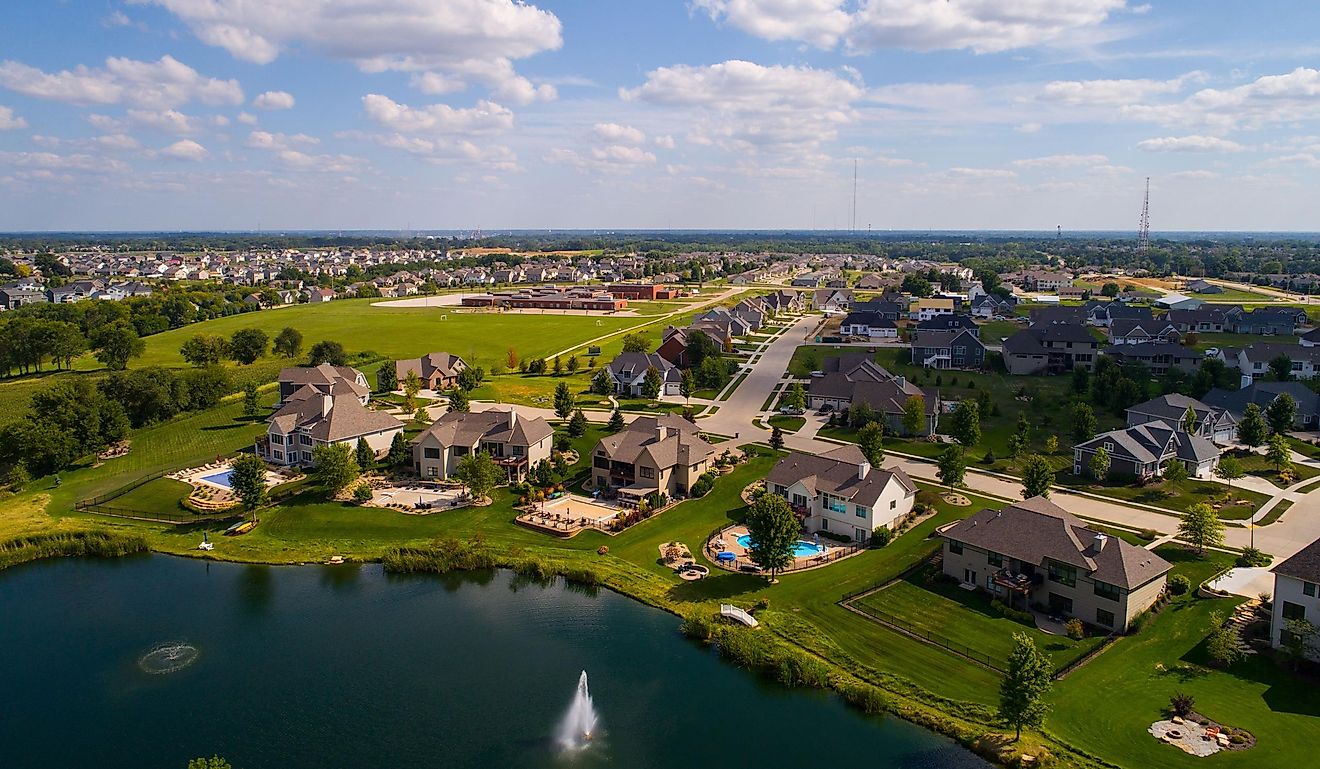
[720, 604, 759, 627]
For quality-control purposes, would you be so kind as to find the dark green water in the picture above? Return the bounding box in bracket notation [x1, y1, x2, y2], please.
[0, 555, 990, 769]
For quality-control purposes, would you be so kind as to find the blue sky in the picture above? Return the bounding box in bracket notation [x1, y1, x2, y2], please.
[2, 1, 1320, 231]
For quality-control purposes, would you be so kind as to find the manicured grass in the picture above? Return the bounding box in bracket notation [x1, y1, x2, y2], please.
[851, 567, 1105, 672]
[1186, 332, 1298, 352]
[1258, 499, 1293, 526]
[1285, 436, 1320, 460]
[1057, 474, 1270, 520]
[978, 319, 1024, 344]
[1226, 450, 1320, 487]
[1195, 286, 1284, 302]
[767, 415, 806, 432]
[106, 477, 194, 514]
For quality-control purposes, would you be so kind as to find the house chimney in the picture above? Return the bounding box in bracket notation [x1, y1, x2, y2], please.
[321, 393, 333, 418]
[507, 408, 517, 429]
[858, 460, 870, 480]
[1093, 533, 1108, 552]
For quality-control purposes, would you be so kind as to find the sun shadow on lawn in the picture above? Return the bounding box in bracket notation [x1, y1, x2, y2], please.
[666, 572, 765, 602]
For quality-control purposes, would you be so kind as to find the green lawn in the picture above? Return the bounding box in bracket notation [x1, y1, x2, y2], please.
[1258, 499, 1293, 526]
[1285, 436, 1320, 460]
[1226, 450, 1320, 487]
[978, 319, 1024, 344]
[767, 415, 806, 432]
[1185, 332, 1298, 352]
[1057, 474, 1270, 520]
[850, 567, 1105, 672]
[106, 477, 194, 514]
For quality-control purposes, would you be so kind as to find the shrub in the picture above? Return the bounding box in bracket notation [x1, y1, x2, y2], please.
[1138, 528, 1159, 541]
[1064, 618, 1085, 640]
[982, 448, 995, 464]
[990, 599, 1035, 624]
[351, 482, 373, 503]
[689, 471, 717, 498]
[597, 546, 609, 555]
[1236, 547, 1271, 568]
[1169, 692, 1195, 718]
[1169, 574, 1191, 595]
[870, 526, 892, 548]
[754, 597, 770, 611]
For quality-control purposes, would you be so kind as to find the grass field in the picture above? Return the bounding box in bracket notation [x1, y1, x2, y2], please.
[1227, 450, 1320, 487]
[767, 415, 806, 432]
[1184, 332, 1298, 352]
[1056, 474, 1270, 520]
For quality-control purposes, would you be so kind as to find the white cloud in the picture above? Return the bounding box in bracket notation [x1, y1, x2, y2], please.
[1016, 122, 1042, 133]
[694, 0, 1129, 54]
[1012, 153, 1110, 168]
[0, 106, 25, 130]
[592, 123, 646, 145]
[94, 134, 141, 151]
[142, 0, 561, 103]
[361, 94, 513, 134]
[159, 139, 209, 161]
[0, 55, 242, 109]
[127, 108, 202, 134]
[1136, 135, 1247, 153]
[275, 149, 364, 173]
[1122, 67, 1320, 130]
[545, 145, 656, 174]
[245, 130, 320, 150]
[0, 150, 128, 173]
[236, 112, 258, 125]
[253, 90, 295, 110]
[1039, 72, 1204, 106]
[1261, 153, 1320, 169]
[653, 134, 676, 149]
[621, 60, 863, 154]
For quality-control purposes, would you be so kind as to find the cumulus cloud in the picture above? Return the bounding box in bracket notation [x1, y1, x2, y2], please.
[127, 108, 202, 134]
[236, 111, 258, 125]
[275, 149, 364, 173]
[346, 130, 518, 168]
[0, 55, 243, 109]
[141, 0, 561, 103]
[0, 106, 25, 130]
[0, 150, 128, 173]
[592, 123, 646, 145]
[695, 0, 1129, 54]
[1136, 135, 1247, 153]
[361, 94, 514, 134]
[245, 130, 320, 150]
[621, 60, 863, 154]
[159, 139, 209, 161]
[253, 90, 295, 110]
[545, 145, 657, 174]
[1122, 67, 1320, 130]
[1039, 72, 1204, 106]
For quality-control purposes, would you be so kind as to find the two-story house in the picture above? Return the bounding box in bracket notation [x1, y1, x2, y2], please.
[765, 445, 916, 543]
[277, 364, 370, 407]
[1073, 420, 1221, 480]
[1270, 537, 1320, 662]
[1108, 318, 1181, 346]
[411, 408, 553, 483]
[606, 352, 682, 397]
[257, 388, 404, 467]
[1125, 394, 1237, 444]
[590, 415, 717, 505]
[395, 352, 468, 391]
[1101, 342, 1202, 376]
[909, 329, 986, 370]
[839, 310, 898, 339]
[1002, 325, 1099, 375]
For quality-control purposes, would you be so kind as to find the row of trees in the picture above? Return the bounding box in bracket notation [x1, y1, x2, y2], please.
[181, 326, 303, 367]
[0, 315, 146, 375]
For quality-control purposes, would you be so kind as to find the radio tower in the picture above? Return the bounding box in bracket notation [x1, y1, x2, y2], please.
[1137, 177, 1151, 251]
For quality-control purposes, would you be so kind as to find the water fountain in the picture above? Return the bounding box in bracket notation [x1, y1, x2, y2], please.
[137, 641, 200, 675]
[556, 670, 599, 752]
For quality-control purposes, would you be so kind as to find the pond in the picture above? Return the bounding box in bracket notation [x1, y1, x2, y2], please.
[0, 555, 992, 769]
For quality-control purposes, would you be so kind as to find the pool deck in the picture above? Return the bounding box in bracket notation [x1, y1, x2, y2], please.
[706, 524, 860, 573]
[516, 494, 622, 537]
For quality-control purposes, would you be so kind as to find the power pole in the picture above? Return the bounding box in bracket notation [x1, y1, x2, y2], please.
[1138, 177, 1151, 251]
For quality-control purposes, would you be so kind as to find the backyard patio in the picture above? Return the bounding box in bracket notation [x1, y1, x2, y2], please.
[515, 493, 622, 536]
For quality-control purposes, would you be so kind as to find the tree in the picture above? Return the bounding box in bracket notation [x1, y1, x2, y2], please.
[227, 328, 268, 364]
[180, 334, 228, 367]
[1266, 392, 1298, 435]
[92, 322, 145, 371]
[505, 347, 519, 370]
[448, 388, 469, 413]
[1237, 403, 1268, 447]
[455, 451, 501, 501]
[1088, 446, 1111, 482]
[568, 408, 588, 437]
[1215, 454, 1244, 483]
[1270, 354, 1294, 382]
[901, 273, 933, 297]
[937, 445, 966, 487]
[621, 333, 649, 353]
[1072, 402, 1097, 443]
[950, 400, 981, 447]
[642, 366, 663, 400]
[847, 401, 875, 429]
[1020, 455, 1053, 499]
[1205, 612, 1245, 668]
[859, 422, 885, 466]
[769, 424, 785, 450]
[998, 633, 1052, 741]
[901, 394, 926, 435]
[387, 431, 410, 468]
[744, 494, 799, 581]
[456, 366, 482, 392]
[306, 340, 347, 366]
[607, 408, 625, 433]
[377, 363, 398, 392]
[1183, 405, 1199, 435]
[1014, 411, 1032, 447]
[680, 369, 695, 402]
[553, 355, 563, 376]
[187, 758, 233, 769]
[785, 381, 807, 411]
[312, 442, 359, 496]
[1267, 432, 1293, 473]
[1101, 282, 1120, 297]
[591, 368, 613, 395]
[685, 331, 720, 369]
[355, 437, 375, 468]
[229, 453, 268, 513]
[1162, 459, 1188, 484]
[241, 381, 262, 417]
[1044, 435, 1058, 454]
[273, 327, 303, 358]
[1178, 502, 1225, 555]
[553, 381, 575, 419]
[402, 370, 422, 412]
[567, 354, 580, 374]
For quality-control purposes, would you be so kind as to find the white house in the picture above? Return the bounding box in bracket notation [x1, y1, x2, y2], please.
[839, 310, 899, 339]
[765, 445, 917, 543]
[1270, 537, 1320, 662]
[605, 352, 682, 397]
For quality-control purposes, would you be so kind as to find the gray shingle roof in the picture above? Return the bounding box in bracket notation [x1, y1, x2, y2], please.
[766, 446, 916, 508]
[1273, 538, 1320, 583]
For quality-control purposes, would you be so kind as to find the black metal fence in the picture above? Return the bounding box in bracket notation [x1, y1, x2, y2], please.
[845, 598, 1007, 672]
[75, 501, 241, 526]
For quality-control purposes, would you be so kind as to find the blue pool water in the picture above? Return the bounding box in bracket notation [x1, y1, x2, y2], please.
[200, 469, 235, 488]
[735, 534, 823, 558]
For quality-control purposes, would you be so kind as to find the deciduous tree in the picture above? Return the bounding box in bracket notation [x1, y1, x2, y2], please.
[312, 442, 359, 496]
[1020, 455, 1053, 499]
[999, 633, 1052, 741]
[937, 445, 966, 487]
[273, 327, 303, 358]
[229, 453, 268, 513]
[456, 451, 501, 502]
[744, 494, 799, 581]
[859, 422, 885, 467]
[950, 400, 981, 447]
[1178, 502, 1225, 555]
[227, 328, 268, 364]
[1237, 403, 1268, 446]
[1266, 393, 1298, 435]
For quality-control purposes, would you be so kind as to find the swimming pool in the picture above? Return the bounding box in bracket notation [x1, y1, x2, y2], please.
[735, 534, 824, 559]
[200, 469, 235, 489]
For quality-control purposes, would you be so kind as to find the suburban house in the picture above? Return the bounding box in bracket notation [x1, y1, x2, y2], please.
[1030, 305, 1089, 326]
[813, 288, 853, 314]
[1021, 270, 1072, 292]
[1085, 301, 1153, 328]
[839, 311, 899, 339]
[654, 324, 731, 367]
[277, 364, 370, 407]
[304, 287, 336, 303]
[1186, 279, 1224, 294]
[1125, 394, 1237, 444]
[411, 408, 553, 483]
[257, 388, 404, 467]
[1204, 381, 1320, 430]
[1222, 342, 1320, 383]
[970, 293, 1018, 318]
[914, 313, 979, 335]
[1109, 318, 1181, 346]
[395, 352, 469, 391]
[1235, 308, 1303, 336]
[909, 329, 986, 370]
[1300, 327, 1320, 347]
[937, 497, 1171, 632]
[1073, 420, 1221, 480]
[1270, 537, 1320, 662]
[1002, 325, 1099, 375]
[606, 352, 682, 397]
[1101, 343, 1201, 376]
[807, 356, 940, 435]
[910, 297, 956, 322]
[851, 298, 907, 321]
[1155, 293, 1203, 311]
[765, 445, 917, 543]
[590, 415, 717, 504]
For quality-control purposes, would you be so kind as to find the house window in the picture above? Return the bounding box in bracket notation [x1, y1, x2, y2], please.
[594, 456, 610, 470]
[949, 541, 963, 555]
[890, 499, 897, 509]
[1094, 580, 1121, 601]
[639, 466, 655, 479]
[987, 552, 1003, 567]
[300, 435, 313, 446]
[301, 451, 312, 462]
[1096, 608, 1115, 627]
[1048, 561, 1077, 588]
[1283, 601, 1307, 622]
[791, 494, 807, 507]
[1103, 441, 1113, 452]
[855, 505, 868, 519]
[453, 446, 469, 456]
[270, 434, 284, 445]
[512, 445, 524, 456]
[826, 496, 847, 513]
[272, 450, 283, 461]
[1305, 581, 1316, 598]
[423, 447, 441, 460]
